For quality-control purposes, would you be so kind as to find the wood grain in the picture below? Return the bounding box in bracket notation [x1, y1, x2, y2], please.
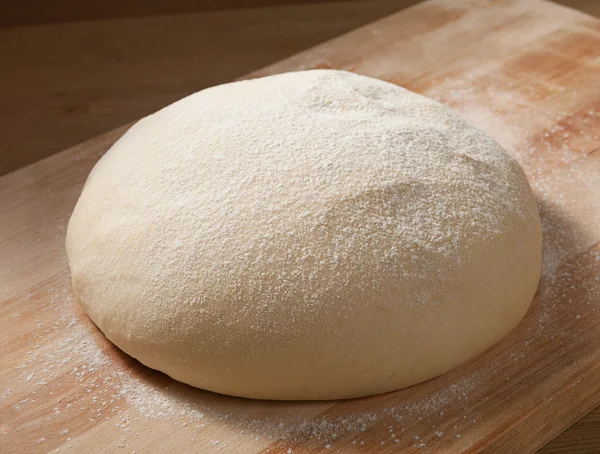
[540, 409, 600, 453]
[1, 0, 599, 177]
[2, 0, 600, 452]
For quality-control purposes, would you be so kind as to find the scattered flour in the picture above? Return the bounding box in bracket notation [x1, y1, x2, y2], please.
[5, 73, 600, 453]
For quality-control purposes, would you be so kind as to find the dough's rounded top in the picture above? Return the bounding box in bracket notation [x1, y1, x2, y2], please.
[66, 70, 542, 400]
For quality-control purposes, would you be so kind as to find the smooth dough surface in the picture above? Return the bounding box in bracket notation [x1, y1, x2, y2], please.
[66, 70, 542, 400]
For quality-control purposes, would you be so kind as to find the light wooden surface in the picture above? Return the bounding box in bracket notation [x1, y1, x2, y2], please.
[2, 0, 600, 452]
[1, 0, 599, 176]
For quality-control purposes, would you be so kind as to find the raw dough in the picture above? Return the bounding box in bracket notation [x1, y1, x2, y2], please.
[66, 70, 542, 400]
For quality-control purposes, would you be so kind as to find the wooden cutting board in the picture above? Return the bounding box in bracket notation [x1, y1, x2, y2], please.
[2, 0, 600, 452]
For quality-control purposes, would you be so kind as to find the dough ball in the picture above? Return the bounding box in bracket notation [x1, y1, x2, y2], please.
[66, 70, 542, 400]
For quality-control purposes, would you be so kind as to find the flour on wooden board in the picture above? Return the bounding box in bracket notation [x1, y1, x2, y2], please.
[11, 176, 600, 452]
[6, 81, 600, 452]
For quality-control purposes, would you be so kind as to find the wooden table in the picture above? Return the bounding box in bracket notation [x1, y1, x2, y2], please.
[2, 0, 600, 452]
[2, 0, 598, 176]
